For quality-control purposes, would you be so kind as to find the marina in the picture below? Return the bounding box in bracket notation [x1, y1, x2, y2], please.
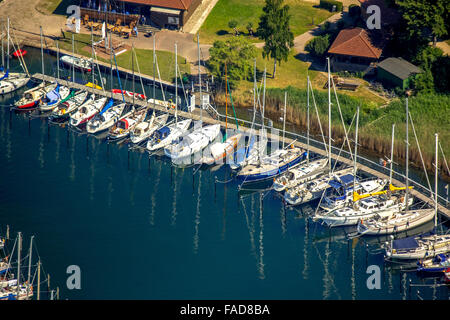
[0, 44, 449, 300]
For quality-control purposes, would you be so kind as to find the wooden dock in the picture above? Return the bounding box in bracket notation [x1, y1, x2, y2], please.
[31, 73, 450, 220]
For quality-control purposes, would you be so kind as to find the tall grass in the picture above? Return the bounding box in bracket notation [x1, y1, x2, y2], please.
[215, 87, 450, 178]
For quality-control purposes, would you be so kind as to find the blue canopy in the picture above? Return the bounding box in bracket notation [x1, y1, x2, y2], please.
[392, 237, 419, 250]
[0, 70, 9, 81]
[46, 90, 60, 102]
[157, 126, 170, 136]
[99, 99, 114, 115]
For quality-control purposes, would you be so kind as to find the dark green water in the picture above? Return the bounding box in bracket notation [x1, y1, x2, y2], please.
[0, 47, 448, 300]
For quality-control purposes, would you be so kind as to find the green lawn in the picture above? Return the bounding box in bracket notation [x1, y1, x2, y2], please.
[199, 0, 334, 44]
[56, 33, 190, 83]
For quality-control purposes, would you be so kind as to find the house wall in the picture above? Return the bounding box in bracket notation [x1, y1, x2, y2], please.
[376, 67, 405, 89]
[330, 55, 377, 73]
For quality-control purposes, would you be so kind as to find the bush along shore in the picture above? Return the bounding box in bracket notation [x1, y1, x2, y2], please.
[214, 86, 450, 181]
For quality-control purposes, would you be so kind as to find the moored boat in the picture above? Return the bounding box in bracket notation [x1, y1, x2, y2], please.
[60, 55, 92, 72]
[69, 96, 108, 128]
[385, 234, 450, 260]
[146, 119, 192, 151]
[14, 82, 57, 110]
[130, 112, 169, 145]
[49, 90, 89, 120]
[87, 102, 126, 134]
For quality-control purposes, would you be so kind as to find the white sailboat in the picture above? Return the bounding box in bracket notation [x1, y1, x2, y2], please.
[147, 119, 192, 151]
[108, 108, 147, 141]
[164, 123, 221, 162]
[60, 55, 92, 73]
[50, 90, 89, 119]
[69, 96, 108, 127]
[39, 85, 71, 111]
[200, 132, 242, 165]
[273, 157, 328, 192]
[130, 112, 169, 145]
[87, 102, 126, 134]
[385, 234, 450, 260]
[0, 18, 30, 95]
[283, 167, 353, 206]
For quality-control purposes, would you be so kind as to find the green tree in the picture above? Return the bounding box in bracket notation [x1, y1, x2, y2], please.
[305, 34, 330, 57]
[411, 68, 434, 93]
[246, 22, 254, 36]
[228, 19, 238, 36]
[397, 0, 449, 46]
[207, 36, 257, 88]
[257, 0, 294, 78]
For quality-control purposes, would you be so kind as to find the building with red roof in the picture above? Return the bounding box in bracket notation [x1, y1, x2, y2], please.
[327, 27, 386, 72]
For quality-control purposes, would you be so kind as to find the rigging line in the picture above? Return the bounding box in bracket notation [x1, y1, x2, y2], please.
[313, 113, 357, 217]
[309, 79, 328, 155]
[176, 63, 188, 108]
[438, 141, 449, 174]
[154, 54, 166, 104]
[331, 77, 354, 163]
[408, 111, 433, 195]
[132, 47, 146, 98]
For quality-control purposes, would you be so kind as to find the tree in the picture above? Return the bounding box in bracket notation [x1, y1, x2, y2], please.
[246, 22, 254, 36]
[411, 67, 434, 93]
[396, 0, 449, 46]
[257, 0, 294, 78]
[228, 20, 238, 36]
[207, 36, 257, 88]
[305, 34, 330, 57]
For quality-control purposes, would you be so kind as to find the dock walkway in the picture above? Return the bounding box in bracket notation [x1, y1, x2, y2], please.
[31, 73, 450, 220]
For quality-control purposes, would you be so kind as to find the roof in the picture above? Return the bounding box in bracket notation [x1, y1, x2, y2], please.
[119, 0, 192, 10]
[378, 57, 422, 80]
[328, 27, 384, 59]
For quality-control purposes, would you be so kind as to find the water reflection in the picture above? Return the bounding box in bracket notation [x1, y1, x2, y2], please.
[258, 193, 265, 280]
[149, 159, 162, 227]
[193, 170, 201, 254]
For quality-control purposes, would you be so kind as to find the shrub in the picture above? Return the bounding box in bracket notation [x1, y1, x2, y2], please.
[305, 34, 330, 57]
[319, 0, 343, 12]
[348, 4, 361, 17]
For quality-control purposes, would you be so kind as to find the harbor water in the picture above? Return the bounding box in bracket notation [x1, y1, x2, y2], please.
[0, 47, 448, 300]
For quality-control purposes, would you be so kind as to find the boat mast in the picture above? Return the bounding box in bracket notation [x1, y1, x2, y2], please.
[56, 40, 60, 80]
[225, 63, 228, 133]
[26, 235, 34, 299]
[152, 34, 156, 112]
[132, 43, 135, 106]
[37, 259, 41, 300]
[110, 31, 113, 98]
[282, 91, 287, 149]
[197, 34, 202, 123]
[353, 106, 360, 194]
[175, 42, 178, 123]
[40, 26, 44, 77]
[306, 75, 310, 164]
[327, 57, 332, 174]
[16, 232, 21, 296]
[435, 133, 438, 227]
[389, 123, 395, 186]
[1, 33, 4, 69]
[91, 28, 94, 87]
[6, 17, 10, 71]
[71, 33, 75, 83]
[405, 98, 409, 214]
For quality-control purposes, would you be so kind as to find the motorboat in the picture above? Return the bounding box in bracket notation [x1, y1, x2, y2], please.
[60, 55, 92, 72]
[385, 233, 450, 260]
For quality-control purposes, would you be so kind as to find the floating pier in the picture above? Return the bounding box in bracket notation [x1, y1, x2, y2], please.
[30, 73, 450, 220]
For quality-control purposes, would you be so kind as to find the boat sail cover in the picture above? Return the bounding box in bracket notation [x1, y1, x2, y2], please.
[391, 232, 434, 250]
[99, 99, 114, 115]
[0, 70, 9, 81]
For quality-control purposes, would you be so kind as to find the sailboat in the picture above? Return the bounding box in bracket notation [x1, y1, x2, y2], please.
[356, 99, 436, 236]
[87, 101, 126, 134]
[200, 63, 242, 165]
[69, 95, 108, 128]
[164, 123, 221, 162]
[39, 84, 71, 112]
[0, 18, 30, 95]
[108, 107, 147, 141]
[146, 43, 192, 152]
[49, 90, 89, 120]
[130, 112, 169, 145]
[385, 233, 450, 260]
